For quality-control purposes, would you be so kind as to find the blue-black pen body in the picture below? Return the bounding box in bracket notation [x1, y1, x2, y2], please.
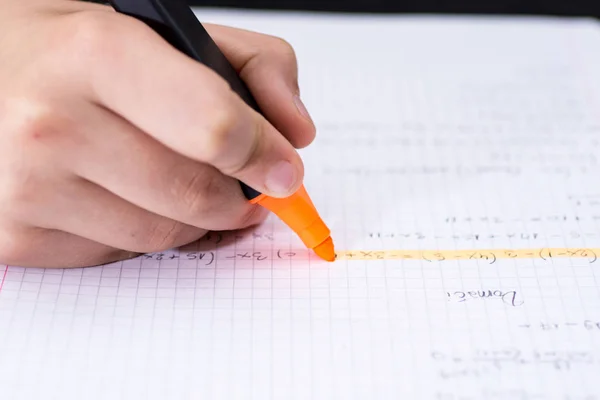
[108, 0, 262, 200]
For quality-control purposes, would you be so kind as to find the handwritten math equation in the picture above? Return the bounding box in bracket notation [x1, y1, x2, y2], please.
[334, 248, 598, 263]
[434, 391, 597, 400]
[193, 229, 597, 245]
[432, 348, 598, 377]
[444, 215, 600, 224]
[368, 231, 593, 241]
[164, 229, 596, 247]
[138, 247, 600, 265]
[321, 165, 593, 177]
[518, 320, 600, 332]
[140, 249, 300, 266]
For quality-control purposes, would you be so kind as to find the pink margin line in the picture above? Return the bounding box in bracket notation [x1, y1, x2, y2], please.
[0, 266, 8, 292]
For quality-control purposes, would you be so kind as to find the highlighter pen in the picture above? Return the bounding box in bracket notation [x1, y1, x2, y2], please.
[107, 0, 335, 261]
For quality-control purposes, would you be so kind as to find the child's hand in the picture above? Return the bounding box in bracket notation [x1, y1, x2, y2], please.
[0, 1, 315, 267]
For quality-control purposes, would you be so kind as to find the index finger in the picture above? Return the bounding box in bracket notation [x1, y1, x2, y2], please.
[60, 11, 304, 198]
[204, 23, 317, 149]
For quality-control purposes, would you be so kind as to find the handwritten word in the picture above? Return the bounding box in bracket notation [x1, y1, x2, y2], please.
[335, 248, 598, 263]
[447, 290, 523, 307]
[519, 321, 600, 332]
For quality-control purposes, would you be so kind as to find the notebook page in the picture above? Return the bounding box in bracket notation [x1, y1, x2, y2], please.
[1, 9, 600, 400]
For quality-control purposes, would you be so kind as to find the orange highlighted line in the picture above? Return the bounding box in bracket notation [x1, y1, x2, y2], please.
[335, 248, 597, 262]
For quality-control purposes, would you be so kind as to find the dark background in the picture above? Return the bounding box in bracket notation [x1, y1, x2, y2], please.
[188, 0, 600, 18]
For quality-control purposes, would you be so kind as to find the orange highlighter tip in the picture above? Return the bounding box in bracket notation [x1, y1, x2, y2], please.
[250, 184, 335, 262]
[313, 237, 336, 262]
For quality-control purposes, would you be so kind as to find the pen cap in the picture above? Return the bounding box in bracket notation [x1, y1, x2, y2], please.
[250, 185, 330, 249]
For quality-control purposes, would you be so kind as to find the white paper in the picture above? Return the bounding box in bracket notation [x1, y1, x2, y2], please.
[1, 9, 600, 400]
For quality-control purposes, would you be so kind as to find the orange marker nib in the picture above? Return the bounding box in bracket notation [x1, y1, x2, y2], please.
[314, 237, 335, 262]
[250, 184, 335, 262]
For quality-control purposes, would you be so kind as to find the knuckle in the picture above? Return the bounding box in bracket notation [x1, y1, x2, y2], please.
[3, 97, 74, 166]
[13, 101, 71, 146]
[0, 99, 73, 216]
[0, 111, 46, 211]
[203, 104, 263, 177]
[271, 36, 296, 56]
[269, 36, 298, 65]
[177, 169, 221, 217]
[227, 119, 263, 176]
[62, 12, 118, 61]
[61, 11, 149, 67]
[141, 219, 188, 252]
[202, 102, 239, 161]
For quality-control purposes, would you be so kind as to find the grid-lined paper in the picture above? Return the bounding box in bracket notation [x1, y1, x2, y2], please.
[1, 9, 600, 400]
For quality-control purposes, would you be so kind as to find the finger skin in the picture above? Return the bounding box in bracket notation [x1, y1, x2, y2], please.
[2, 98, 269, 248]
[67, 101, 266, 231]
[204, 23, 316, 149]
[0, 224, 139, 268]
[57, 11, 304, 197]
[0, 3, 302, 269]
[31, 176, 209, 254]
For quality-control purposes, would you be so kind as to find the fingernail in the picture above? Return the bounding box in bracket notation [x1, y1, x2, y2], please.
[293, 94, 313, 122]
[265, 161, 297, 195]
